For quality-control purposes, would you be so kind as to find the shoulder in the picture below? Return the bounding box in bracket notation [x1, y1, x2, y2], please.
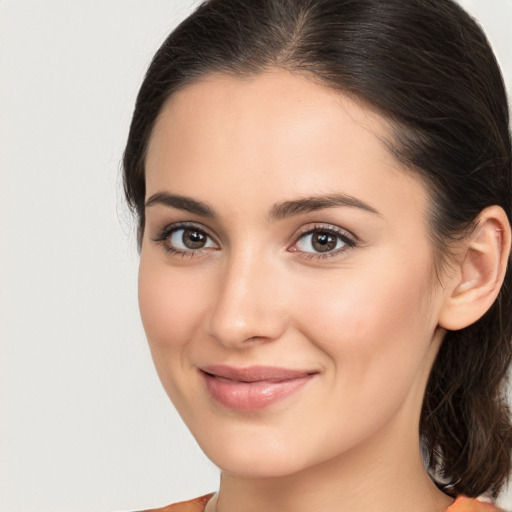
[136, 493, 215, 512]
[446, 496, 505, 512]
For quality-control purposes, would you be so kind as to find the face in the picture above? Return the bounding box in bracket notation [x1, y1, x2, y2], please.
[139, 70, 449, 478]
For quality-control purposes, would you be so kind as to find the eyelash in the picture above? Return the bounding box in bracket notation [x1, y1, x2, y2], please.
[151, 222, 218, 258]
[151, 222, 357, 260]
[292, 224, 357, 260]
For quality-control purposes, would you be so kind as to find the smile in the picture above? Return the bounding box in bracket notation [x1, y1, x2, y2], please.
[199, 365, 317, 411]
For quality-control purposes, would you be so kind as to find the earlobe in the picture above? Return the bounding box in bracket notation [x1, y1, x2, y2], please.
[439, 206, 511, 331]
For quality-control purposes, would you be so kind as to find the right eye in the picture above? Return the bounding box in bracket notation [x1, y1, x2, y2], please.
[152, 224, 218, 255]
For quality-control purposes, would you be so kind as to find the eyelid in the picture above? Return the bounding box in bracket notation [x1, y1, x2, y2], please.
[151, 221, 219, 256]
[293, 223, 357, 242]
[289, 223, 358, 258]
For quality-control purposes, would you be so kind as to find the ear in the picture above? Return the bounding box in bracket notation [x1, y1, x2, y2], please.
[438, 205, 511, 331]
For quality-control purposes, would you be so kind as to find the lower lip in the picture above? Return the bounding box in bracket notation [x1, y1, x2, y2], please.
[201, 372, 314, 411]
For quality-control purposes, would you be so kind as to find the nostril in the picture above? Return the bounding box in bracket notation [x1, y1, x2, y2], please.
[246, 336, 264, 342]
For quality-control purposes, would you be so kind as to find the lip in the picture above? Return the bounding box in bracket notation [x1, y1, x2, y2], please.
[199, 365, 317, 411]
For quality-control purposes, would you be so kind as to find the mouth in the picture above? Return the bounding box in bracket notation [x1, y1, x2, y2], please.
[199, 365, 317, 411]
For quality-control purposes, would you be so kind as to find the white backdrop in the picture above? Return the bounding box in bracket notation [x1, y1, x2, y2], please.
[1, 1, 511, 511]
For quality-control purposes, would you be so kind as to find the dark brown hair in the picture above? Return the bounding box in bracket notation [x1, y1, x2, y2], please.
[123, 0, 512, 498]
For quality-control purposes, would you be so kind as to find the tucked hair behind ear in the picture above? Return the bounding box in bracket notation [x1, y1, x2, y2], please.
[123, 0, 512, 497]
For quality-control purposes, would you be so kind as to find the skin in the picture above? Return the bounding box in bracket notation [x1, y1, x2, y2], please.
[139, 70, 460, 512]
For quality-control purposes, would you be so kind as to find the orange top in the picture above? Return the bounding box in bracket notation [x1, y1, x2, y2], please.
[138, 494, 214, 512]
[446, 495, 504, 512]
[138, 493, 504, 512]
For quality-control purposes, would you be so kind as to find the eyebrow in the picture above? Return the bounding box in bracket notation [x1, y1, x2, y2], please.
[145, 192, 216, 217]
[145, 191, 380, 219]
[269, 193, 381, 220]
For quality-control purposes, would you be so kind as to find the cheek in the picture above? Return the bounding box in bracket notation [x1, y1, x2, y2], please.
[137, 256, 218, 410]
[293, 257, 435, 382]
[138, 257, 211, 352]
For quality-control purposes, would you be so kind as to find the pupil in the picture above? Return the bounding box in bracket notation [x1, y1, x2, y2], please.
[313, 232, 336, 252]
[183, 229, 206, 249]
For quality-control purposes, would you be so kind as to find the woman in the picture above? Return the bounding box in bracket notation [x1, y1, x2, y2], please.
[123, 0, 512, 510]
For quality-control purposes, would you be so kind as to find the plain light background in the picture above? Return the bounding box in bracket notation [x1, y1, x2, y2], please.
[1, 1, 511, 511]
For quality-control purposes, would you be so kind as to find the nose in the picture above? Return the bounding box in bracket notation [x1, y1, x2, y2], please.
[207, 249, 288, 348]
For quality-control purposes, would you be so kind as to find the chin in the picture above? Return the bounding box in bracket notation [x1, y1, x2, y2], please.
[193, 428, 313, 478]
[208, 450, 308, 478]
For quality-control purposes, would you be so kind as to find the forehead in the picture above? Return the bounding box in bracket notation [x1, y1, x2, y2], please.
[145, 69, 428, 218]
[148, 69, 396, 163]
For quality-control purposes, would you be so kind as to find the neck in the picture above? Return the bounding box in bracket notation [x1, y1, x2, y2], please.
[211, 430, 452, 512]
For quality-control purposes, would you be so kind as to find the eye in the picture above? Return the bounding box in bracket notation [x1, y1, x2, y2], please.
[152, 223, 218, 255]
[169, 227, 216, 250]
[292, 225, 356, 257]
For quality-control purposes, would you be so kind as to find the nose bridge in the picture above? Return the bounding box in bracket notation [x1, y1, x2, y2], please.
[208, 245, 287, 347]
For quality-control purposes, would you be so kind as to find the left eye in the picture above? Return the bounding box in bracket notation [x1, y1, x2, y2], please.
[168, 227, 217, 251]
[295, 229, 349, 254]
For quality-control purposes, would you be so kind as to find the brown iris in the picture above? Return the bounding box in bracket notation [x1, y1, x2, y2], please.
[312, 231, 337, 252]
[182, 229, 207, 249]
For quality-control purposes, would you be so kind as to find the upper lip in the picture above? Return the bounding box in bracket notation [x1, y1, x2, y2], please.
[199, 365, 317, 383]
